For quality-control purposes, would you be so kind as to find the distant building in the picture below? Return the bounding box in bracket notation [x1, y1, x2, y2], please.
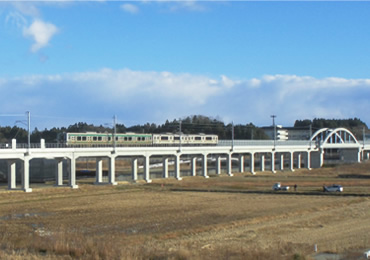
[262, 126, 311, 141]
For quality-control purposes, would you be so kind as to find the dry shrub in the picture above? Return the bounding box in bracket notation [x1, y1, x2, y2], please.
[137, 247, 192, 260]
[14, 229, 124, 259]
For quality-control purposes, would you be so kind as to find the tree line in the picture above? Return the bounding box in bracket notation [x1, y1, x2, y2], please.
[0, 115, 367, 143]
[294, 118, 368, 138]
[294, 118, 367, 129]
[0, 115, 268, 143]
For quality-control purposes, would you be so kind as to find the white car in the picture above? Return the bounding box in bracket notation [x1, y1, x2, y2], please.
[273, 183, 290, 191]
[323, 185, 343, 192]
[364, 250, 370, 259]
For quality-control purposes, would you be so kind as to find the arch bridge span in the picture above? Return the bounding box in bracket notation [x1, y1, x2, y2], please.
[310, 128, 360, 148]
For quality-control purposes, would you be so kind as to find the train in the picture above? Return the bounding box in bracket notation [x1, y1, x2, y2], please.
[65, 132, 218, 146]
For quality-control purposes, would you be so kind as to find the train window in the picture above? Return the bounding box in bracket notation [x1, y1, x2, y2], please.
[77, 136, 81, 141]
[161, 136, 169, 141]
[174, 137, 180, 141]
[108, 137, 111, 141]
[128, 137, 132, 141]
[115, 137, 119, 141]
[98, 137, 102, 141]
[93, 137, 97, 141]
[206, 137, 212, 141]
[137, 137, 141, 141]
[82, 137, 87, 141]
[195, 137, 201, 141]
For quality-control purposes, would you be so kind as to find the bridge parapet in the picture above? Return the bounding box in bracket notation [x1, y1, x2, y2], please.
[218, 140, 312, 146]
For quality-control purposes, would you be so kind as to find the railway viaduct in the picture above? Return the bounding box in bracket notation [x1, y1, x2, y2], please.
[1, 128, 369, 192]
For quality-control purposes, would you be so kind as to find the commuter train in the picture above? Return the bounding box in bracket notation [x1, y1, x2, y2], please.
[65, 132, 218, 146]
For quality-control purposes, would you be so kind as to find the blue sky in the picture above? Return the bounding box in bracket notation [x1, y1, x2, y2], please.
[1, 1, 370, 130]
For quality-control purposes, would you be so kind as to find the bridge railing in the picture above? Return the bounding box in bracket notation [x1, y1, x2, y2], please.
[218, 140, 313, 146]
[3, 139, 370, 150]
[0, 143, 12, 149]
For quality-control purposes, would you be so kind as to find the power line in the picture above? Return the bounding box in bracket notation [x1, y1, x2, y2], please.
[0, 114, 25, 117]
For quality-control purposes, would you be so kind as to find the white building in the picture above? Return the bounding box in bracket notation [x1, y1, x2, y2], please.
[262, 126, 311, 141]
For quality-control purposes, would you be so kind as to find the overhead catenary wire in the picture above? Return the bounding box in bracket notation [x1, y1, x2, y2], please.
[0, 114, 26, 117]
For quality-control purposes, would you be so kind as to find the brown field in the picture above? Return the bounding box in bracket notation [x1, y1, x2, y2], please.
[1, 162, 370, 259]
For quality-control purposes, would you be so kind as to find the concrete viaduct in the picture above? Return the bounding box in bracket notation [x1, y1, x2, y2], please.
[1, 128, 369, 192]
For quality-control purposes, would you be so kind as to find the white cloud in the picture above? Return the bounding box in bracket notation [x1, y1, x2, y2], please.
[70, 68, 224, 105]
[5, 3, 59, 53]
[167, 0, 206, 12]
[11, 2, 40, 17]
[5, 12, 27, 28]
[120, 3, 139, 14]
[1, 70, 370, 129]
[22, 19, 58, 52]
[139, 0, 206, 12]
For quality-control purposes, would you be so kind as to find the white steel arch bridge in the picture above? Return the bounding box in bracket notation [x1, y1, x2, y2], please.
[310, 128, 361, 148]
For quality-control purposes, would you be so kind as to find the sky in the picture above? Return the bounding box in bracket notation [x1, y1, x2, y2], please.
[1, 1, 370, 130]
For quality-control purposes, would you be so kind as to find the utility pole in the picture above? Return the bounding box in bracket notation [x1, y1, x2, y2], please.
[271, 115, 276, 148]
[113, 115, 117, 151]
[27, 111, 31, 150]
[232, 121, 234, 150]
[179, 119, 182, 152]
[363, 126, 366, 148]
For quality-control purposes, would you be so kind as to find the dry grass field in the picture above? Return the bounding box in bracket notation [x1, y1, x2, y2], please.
[1, 161, 370, 260]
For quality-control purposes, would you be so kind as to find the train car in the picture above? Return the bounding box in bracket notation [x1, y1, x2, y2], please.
[65, 132, 152, 146]
[66, 132, 218, 146]
[187, 134, 218, 145]
[152, 133, 218, 146]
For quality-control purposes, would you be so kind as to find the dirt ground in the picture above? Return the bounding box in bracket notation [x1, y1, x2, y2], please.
[0, 162, 370, 259]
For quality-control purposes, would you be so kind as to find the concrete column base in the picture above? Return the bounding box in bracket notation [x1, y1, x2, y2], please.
[202, 154, 208, 178]
[215, 156, 221, 175]
[239, 155, 244, 173]
[271, 152, 276, 173]
[260, 154, 265, 172]
[54, 184, 67, 187]
[227, 153, 232, 176]
[163, 158, 169, 178]
[280, 154, 284, 171]
[8, 160, 16, 190]
[132, 158, 138, 181]
[191, 157, 197, 176]
[250, 153, 255, 174]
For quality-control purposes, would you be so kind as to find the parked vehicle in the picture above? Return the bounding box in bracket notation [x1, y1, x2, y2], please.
[273, 183, 290, 191]
[323, 184, 343, 192]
